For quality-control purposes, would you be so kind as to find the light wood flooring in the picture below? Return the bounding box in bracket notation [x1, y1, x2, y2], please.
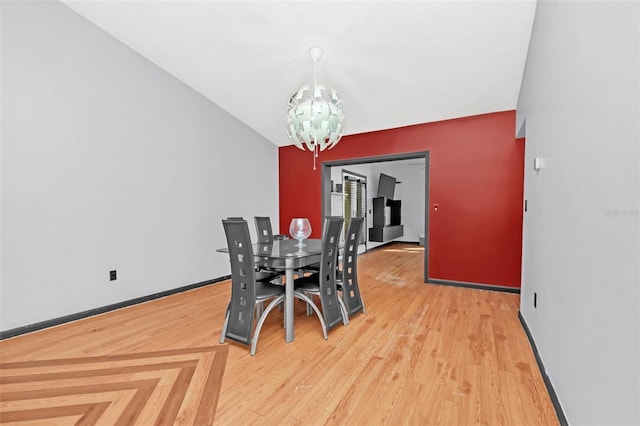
[0, 243, 558, 425]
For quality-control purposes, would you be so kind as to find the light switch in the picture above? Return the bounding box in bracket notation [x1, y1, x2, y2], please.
[533, 157, 543, 171]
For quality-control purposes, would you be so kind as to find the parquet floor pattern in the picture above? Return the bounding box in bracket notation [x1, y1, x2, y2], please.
[0, 243, 558, 425]
[0, 347, 228, 425]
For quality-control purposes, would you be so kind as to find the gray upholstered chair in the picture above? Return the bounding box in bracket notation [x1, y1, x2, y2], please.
[219, 218, 284, 356]
[336, 217, 366, 316]
[294, 216, 348, 332]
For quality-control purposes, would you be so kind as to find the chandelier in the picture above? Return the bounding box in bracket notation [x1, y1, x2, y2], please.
[287, 46, 344, 169]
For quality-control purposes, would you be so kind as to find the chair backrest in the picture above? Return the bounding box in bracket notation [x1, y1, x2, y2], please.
[254, 216, 274, 244]
[341, 217, 365, 316]
[222, 219, 257, 345]
[318, 216, 344, 330]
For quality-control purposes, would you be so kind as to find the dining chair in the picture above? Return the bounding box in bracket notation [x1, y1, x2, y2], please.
[336, 216, 366, 316]
[294, 216, 348, 332]
[254, 216, 289, 244]
[219, 218, 285, 356]
[229, 217, 283, 286]
[253, 216, 289, 285]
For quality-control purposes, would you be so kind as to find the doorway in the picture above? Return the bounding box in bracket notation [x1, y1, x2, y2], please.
[321, 151, 430, 282]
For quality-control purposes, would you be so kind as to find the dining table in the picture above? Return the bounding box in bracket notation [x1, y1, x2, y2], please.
[217, 238, 323, 343]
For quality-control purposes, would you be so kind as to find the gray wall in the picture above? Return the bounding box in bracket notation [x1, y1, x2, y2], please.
[517, 1, 639, 424]
[0, 1, 279, 331]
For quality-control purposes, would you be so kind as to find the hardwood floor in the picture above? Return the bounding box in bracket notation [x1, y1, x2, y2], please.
[0, 243, 558, 425]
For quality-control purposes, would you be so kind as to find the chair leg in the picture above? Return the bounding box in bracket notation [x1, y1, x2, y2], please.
[337, 297, 349, 326]
[250, 295, 285, 356]
[294, 291, 328, 340]
[306, 293, 312, 316]
[219, 304, 230, 344]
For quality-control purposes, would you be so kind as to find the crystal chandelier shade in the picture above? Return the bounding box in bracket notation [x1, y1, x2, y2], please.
[286, 47, 344, 168]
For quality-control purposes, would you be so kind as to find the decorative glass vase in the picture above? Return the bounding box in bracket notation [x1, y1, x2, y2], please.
[289, 218, 312, 247]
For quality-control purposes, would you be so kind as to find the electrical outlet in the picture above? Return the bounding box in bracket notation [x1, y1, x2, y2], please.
[110, 270, 117, 281]
[534, 292, 537, 308]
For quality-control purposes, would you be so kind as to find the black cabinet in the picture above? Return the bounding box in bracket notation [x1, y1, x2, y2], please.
[387, 199, 401, 226]
[372, 197, 386, 227]
[369, 196, 403, 242]
[369, 225, 404, 242]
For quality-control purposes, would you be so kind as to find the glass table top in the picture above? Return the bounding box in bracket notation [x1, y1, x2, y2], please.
[217, 238, 323, 269]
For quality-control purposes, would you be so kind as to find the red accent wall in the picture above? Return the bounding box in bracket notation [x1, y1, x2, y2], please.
[279, 111, 524, 288]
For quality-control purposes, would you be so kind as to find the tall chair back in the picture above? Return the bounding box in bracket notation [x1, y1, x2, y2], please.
[222, 219, 258, 345]
[317, 216, 345, 330]
[254, 216, 274, 244]
[341, 217, 365, 316]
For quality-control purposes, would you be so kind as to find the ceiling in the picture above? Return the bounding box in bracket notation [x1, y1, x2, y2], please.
[61, 0, 537, 147]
